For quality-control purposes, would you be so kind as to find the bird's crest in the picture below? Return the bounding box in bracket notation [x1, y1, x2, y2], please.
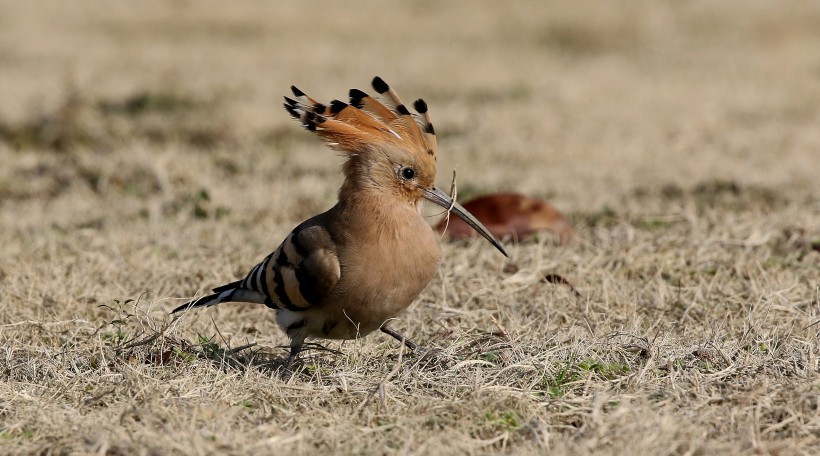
[284, 76, 437, 163]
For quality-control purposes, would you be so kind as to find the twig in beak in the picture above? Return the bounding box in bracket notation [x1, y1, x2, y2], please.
[439, 168, 458, 239]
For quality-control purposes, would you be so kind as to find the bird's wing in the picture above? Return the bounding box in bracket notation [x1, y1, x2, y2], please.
[240, 224, 341, 311]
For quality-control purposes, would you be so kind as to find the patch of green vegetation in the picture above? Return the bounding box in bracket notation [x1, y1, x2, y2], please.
[101, 329, 129, 345]
[696, 360, 716, 371]
[480, 351, 500, 363]
[122, 181, 143, 196]
[546, 364, 580, 398]
[97, 301, 136, 347]
[197, 335, 223, 358]
[237, 399, 256, 409]
[640, 217, 669, 230]
[690, 179, 784, 212]
[538, 21, 641, 56]
[692, 180, 741, 199]
[0, 90, 96, 151]
[191, 189, 231, 220]
[484, 410, 524, 432]
[541, 357, 632, 397]
[193, 203, 209, 219]
[463, 83, 532, 104]
[97, 91, 199, 116]
[373, 417, 392, 427]
[581, 206, 619, 228]
[741, 342, 771, 355]
[0, 85, 233, 152]
[660, 271, 676, 282]
[304, 363, 332, 376]
[213, 156, 241, 175]
[424, 415, 445, 431]
[578, 358, 631, 380]
[660, 184, 684, 200]
[0, 428, 35, 440]
[172, 346, 197, 363]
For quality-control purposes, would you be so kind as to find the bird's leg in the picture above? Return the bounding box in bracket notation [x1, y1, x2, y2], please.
[380, 325, 425, 352]
[280, 340, 304, 380]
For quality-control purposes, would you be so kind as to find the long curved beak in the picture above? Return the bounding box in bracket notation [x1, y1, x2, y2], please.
[424, 187, 508, 257]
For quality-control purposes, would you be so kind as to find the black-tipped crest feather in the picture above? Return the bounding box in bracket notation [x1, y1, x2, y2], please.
[329, 100, 348, 114]
[372, 76, 389, 94]
[349, 88, 367, 107]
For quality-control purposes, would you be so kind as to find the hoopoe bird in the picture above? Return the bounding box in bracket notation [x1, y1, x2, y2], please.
[173, 77, 507, 369]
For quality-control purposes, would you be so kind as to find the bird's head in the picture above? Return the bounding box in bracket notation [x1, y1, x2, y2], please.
[285, 77, 508, 257]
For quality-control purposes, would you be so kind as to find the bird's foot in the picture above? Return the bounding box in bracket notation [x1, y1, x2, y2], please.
[380, 326, 426, 353]
[278, 345, 302, 381]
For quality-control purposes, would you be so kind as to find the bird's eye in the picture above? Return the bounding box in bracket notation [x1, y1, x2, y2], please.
[401, 167, 416, 180]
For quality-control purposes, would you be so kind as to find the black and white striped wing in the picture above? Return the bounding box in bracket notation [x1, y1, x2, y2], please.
[241, 225, 341, 311]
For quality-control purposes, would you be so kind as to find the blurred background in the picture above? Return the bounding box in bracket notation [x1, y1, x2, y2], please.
[3, 0, 818, 207]
[1, 0, 818, 284]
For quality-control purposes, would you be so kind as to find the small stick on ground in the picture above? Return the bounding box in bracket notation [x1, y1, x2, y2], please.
[542, 273, 583, 298]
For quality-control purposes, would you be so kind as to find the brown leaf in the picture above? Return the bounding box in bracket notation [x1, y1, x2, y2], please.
[435, 193, 576, 244]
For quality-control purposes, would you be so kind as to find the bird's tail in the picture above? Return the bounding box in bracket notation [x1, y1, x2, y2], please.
[171, 280, 268, 314]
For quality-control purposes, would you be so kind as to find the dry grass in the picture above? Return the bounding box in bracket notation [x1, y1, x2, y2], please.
[1, 1, 819, 454]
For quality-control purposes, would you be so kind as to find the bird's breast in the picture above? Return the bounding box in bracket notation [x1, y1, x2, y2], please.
[312, 207, 442, 339]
